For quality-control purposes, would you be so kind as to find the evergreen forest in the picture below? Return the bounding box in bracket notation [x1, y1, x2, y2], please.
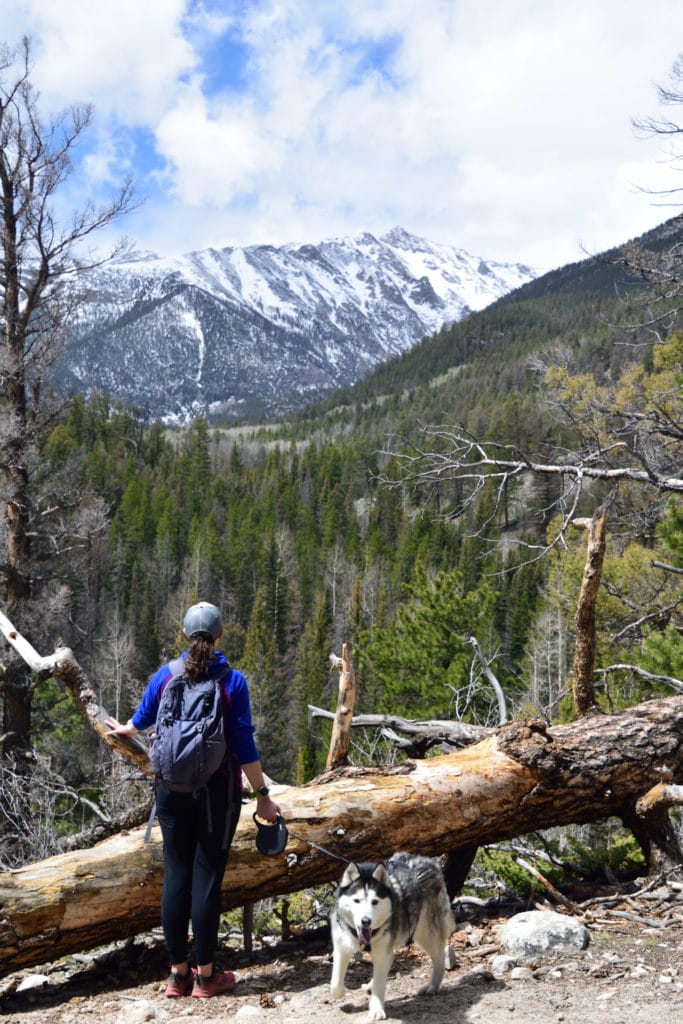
[2, 211, 681, 868]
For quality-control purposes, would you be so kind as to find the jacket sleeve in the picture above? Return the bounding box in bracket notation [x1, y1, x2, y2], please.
[225, 669, 260, 765]
[131, 663, 172, 731]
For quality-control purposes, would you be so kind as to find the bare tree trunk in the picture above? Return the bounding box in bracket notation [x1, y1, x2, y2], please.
[3, 695, 683, 978]
[2, 352, 33, 757]
[325, 644, 356, 769]
[0, 39, 135, 757]
[570, 507, 607, 715]
[442, 847, 478, 899]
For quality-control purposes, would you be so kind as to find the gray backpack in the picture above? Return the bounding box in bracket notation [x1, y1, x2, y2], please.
[149, 658, 232, 793]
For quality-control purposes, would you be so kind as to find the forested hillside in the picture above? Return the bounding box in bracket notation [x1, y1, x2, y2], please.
[289, 214, 683, 437]
[1, 211, 680, 870]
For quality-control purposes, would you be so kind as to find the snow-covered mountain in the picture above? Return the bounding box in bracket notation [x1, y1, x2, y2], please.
[55, 227, 535, 422]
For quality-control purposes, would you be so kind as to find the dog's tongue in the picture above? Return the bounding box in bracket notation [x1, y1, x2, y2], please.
[357, 926, 372, 947]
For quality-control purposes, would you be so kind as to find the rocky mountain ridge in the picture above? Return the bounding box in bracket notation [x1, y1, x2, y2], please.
[55, 227, 535, 422]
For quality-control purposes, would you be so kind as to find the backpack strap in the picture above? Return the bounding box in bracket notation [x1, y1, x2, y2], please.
[167, 657, 185, 679]
[223, 765, 239, 851]
[144, 789, 157, 845]
[144, 662, 184, 845]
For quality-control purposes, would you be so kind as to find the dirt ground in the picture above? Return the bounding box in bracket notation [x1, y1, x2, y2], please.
[2, 910, 682, 1024]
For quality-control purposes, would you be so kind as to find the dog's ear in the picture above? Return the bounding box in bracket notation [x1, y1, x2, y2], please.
[372, 863, 389, 884]
[340, 863, 360, 887]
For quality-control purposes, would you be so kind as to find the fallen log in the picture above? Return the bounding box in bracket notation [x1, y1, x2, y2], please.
[3, 695, 683, 978]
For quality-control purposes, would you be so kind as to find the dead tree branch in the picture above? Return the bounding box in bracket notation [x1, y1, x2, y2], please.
[468, 636, 507, 724]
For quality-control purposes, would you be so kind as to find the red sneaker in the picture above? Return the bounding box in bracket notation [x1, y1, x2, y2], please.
[165, 969, 195, 997]
[192, 969, 236, 998]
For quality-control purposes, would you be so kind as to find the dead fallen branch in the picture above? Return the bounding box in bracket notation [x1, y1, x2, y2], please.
[515, 857, 576, 911]
[308, 705, 490, 749]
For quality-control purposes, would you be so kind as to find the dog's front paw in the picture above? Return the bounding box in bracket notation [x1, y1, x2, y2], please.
[367, 997, 387, 1020]
[330, 985, 346, 1002]
[416, 981, 440, 995]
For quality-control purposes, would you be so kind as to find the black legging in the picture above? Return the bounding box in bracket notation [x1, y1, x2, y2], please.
[156, 770, 241, 966]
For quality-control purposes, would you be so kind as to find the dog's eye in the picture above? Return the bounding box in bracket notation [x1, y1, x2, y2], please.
[353, 898, 361, 903]
[371, 899, 379, 905]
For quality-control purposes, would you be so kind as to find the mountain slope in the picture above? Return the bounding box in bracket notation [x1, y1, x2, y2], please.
[287, 214, 683, 439]
[54, 228, 534, 422]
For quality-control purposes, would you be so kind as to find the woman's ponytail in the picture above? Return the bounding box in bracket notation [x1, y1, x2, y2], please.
[183, 633, 215, 681]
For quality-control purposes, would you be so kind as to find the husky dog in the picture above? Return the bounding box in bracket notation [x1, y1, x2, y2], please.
[330, 852, 454, 1021]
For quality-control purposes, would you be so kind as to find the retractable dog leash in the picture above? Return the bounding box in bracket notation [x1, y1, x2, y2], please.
[286, 828, 352, 865]
[253, 813, 352, 864]
[252, 813, 289, 856]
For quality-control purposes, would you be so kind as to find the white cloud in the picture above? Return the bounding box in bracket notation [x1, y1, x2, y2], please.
[155, 85, 278, 205]
[4, 1, 194, 122]
[0, 0, 681, 269]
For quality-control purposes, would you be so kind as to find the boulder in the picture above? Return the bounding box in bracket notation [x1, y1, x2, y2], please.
[497, 910, 589, 958]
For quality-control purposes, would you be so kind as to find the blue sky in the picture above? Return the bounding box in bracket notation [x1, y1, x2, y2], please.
[1, 0, 681, 270]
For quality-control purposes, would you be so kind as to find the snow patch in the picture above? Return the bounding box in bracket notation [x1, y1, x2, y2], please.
[178, 308, 206, 385]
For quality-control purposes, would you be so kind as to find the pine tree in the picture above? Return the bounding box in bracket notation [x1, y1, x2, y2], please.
[291, 592, 333, 781]
[361, 564, 497, 721]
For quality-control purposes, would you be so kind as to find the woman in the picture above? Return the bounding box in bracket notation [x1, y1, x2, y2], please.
[106, 601, 282, 999]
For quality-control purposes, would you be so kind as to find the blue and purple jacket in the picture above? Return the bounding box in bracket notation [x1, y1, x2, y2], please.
[131, 651, 260, 783]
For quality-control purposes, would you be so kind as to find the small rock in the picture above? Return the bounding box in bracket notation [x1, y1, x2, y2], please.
[290, 986, 325, 1008]
[16, 974, 49, 992]
[235, 1006, 264, 1021]
[116, 999, 158, 1024]
[490, 955, 516, 977]
[445, 944, 458, 970]
[510, 966, 534, 981]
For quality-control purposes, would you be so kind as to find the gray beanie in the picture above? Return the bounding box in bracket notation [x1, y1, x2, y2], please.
[183, 601, 223, 641]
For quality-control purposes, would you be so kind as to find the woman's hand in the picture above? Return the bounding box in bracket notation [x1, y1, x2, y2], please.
[104, 716, 137, 736]
[255, 794, 282, 823]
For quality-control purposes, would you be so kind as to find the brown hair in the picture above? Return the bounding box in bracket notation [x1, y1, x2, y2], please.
[183, 633, 215, 682]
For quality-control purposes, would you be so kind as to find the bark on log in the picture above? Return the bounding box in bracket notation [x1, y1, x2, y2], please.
[621, 776, 683, 874]
[3, 695, 683, 978]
